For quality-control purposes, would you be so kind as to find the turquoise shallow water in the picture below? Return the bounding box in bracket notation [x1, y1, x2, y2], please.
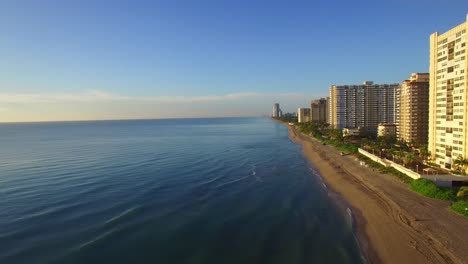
[0, 117, 362, 263]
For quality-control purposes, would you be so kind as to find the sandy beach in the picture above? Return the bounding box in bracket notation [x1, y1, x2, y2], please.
[287, 125, 468, 264]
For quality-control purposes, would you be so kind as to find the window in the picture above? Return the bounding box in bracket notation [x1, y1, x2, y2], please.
[438, 56, 447, 62]
[448, 41, 455, 60]
[448, 66, 454, 73]
[438, 38, 448, 45]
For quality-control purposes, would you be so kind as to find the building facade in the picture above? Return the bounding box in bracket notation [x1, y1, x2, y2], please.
[429, 15, 468, 170]
[343, 127, 361, 137]
[377, 123, 397, 137]
[396, 73, 430, 144]
[272, 103, 282, 118]
[297, 108, 311, 123]
[310, 97, 330, 124]
[329, 81, 398, 134]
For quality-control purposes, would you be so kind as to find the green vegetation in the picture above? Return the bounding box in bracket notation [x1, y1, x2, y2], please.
[410, 179, 455, 200]
[275, 113, 297, 123]
[453, 156, 468, 175]
[419, 147, 431, 161]
[425, 161, 439, 167]
[457, 186, 468, 200]
[297, 122, 327, 138]
[451, 200, 468, 217]
[376, 134, 397, 149]
[326, 139, 358, 153]
[403, 153, 415, 166]
[451, 187, 468, 217]
[357, 154, 413, 184]
[296, 122, 358, 154]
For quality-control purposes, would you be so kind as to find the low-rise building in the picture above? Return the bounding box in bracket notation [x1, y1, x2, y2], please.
[377, 123, 397, 137]
[343, 127, 361, 137]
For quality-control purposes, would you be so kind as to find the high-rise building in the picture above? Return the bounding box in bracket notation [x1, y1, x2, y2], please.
[272, 103, 281, 118]
[329, 81, 398, 134]
[310, 97, 329, 124]
[429, 15, 468, 170]
[396, 73, 430, 144]
[297, 108, 311, 123]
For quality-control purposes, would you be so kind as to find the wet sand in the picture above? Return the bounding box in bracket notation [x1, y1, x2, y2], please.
[287, 125, 468, 264]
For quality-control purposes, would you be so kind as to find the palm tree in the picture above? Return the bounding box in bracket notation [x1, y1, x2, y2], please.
[394, 150, 404, 163]
[409, 139, 418, 149]
[369, 142, 380, 155]
[361, 138, 369, 149]
[462, 159, 468, 173]
[404, 153, 415, 167]
[316, 123, 329, 135]
[419, 147, 430, 161]
[454, 156, 468, 174]
[387, 148, 394, 161]
[454, 156, 463, 172]
[329, 129, 343, 142]
[457, 186, 468, 200]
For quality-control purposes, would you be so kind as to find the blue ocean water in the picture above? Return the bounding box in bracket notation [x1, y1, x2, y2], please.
[0, 118, 362, 263]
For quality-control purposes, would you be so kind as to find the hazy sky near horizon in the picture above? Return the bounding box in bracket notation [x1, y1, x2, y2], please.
[1, 0, 467, 122]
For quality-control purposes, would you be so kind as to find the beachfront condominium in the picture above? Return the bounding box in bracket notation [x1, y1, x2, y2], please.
[428, 15, 468, 170]
[297, 108, 311, 123]
[329, 81, 398, 135]
[272, 103, 282, 118]
[310, 97, 330, 124]
[396, 73, 430, 144]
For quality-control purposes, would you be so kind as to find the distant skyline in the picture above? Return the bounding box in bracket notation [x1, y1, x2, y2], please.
[1, 1, 467, 122]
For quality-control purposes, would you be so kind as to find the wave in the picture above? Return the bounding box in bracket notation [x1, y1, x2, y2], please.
[212, 175, 251, 189]
[78, 229, 117, 251]
[76, 207, 141, 252]
[103, 206, 140, 227]
[346, 208, 353, 224]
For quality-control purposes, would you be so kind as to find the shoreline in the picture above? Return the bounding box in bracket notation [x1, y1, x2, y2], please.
[285, 123, 468, 264]
[288, 127, 380, 263]
[304, 158, 371, 262]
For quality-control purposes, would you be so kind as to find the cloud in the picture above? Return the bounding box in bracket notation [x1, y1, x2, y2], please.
[0, 90, 317, 122]
[0, 90, 127, 103]
[0, 90, 273, 104]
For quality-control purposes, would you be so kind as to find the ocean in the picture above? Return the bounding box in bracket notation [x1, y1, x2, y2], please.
[0, 117, 362, 263]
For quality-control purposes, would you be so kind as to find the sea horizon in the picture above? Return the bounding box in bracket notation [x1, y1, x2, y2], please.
[0, 116, 268, 125]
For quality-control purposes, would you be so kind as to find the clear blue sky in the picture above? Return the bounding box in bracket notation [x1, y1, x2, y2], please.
[0, 0, 467, 121]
